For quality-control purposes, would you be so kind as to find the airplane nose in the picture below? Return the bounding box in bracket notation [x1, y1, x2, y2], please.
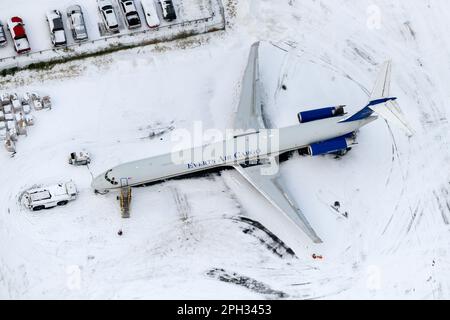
[91, 174, 108, 193]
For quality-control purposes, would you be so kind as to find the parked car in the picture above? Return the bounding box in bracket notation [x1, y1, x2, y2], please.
[159, 0, 177, 21]
[67, 5, 88, 42]
[118, 0, 141, 29]
[141, 0, 160, 28]
[7, 17, 31, 54]
[0, 21, 7, 47]
[46, 10, 67, 47]
[98, 0, 119, 33]
[23, 181, 78, 211]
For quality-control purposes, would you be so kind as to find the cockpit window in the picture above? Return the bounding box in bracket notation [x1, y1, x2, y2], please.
[105, 169, 119, 185]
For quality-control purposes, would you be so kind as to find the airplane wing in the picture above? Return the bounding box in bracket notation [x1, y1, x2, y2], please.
[234, 163, 323, 243]
[232, 42, 322, 243]
[233, 42, 267, 131]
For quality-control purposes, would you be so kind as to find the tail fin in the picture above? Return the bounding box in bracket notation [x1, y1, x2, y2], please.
[370, 60, 392, 100]
[340, 61, 414, 137]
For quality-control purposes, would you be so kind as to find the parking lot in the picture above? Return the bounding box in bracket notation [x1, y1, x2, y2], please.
[0, 0, 214, 59]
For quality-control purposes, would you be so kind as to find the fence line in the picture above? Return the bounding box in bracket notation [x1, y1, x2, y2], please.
[0, 0, 226, 71]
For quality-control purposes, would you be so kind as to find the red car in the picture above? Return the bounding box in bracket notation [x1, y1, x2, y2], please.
[7, 16, 31, 54]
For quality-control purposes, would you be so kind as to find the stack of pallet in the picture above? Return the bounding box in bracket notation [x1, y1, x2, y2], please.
[0, 92, 52, 154]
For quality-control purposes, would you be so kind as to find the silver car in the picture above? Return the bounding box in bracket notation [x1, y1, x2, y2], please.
[67, 5, 88, 42]
[118, 0, 141, 29]
[0, 21, 7, 47]
[46, 10, 67, 47]
[98, 0, 119, 33]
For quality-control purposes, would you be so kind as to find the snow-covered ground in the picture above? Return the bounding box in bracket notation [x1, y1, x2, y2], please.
[1, 0, 450, 299]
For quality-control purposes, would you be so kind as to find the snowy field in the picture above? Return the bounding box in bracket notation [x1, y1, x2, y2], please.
[1, 0, 450, 299]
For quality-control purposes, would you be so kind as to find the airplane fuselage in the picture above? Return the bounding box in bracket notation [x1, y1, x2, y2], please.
[91, 115, 377, 192]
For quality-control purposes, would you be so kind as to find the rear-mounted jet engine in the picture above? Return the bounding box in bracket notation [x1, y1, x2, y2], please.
[297, 105, 345, 123]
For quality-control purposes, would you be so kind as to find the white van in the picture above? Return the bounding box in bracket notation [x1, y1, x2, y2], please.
[141, 0, 160, 28]
[24, 181, 78, 211]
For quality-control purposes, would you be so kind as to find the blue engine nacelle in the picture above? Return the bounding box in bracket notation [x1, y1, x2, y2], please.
[298, 105, 345, 123]
[308, 133, 356, 156]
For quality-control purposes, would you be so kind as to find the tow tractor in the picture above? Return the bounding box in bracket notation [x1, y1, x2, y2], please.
[69, 151, 91, 166]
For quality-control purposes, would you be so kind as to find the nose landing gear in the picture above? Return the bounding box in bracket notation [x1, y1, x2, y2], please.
[94, 189, 109, 195]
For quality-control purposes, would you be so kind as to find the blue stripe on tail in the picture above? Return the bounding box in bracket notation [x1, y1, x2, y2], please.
[341, 97, 397, 122]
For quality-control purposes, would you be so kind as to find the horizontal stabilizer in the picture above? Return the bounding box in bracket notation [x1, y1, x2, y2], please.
[340, 60, 413, 136]
[371, 99, 414, 137]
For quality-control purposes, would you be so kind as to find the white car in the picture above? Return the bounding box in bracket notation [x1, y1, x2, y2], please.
[98, 0, 119, 33]
[7, 16, 31, 54]
[118, 0, 141, 29]
[67, 5, 88, 42]
[141, 0, 160, 28]
[0, 21, 7, 47]
[159, 0, 177, 21]
[46, 10, 67, 47]
[23, 181, 78, 211]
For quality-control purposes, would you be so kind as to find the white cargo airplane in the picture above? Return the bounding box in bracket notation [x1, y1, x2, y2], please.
[92, 42, 412, 243]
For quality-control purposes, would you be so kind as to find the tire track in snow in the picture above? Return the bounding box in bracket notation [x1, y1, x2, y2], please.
[432, 188, 450, 226]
